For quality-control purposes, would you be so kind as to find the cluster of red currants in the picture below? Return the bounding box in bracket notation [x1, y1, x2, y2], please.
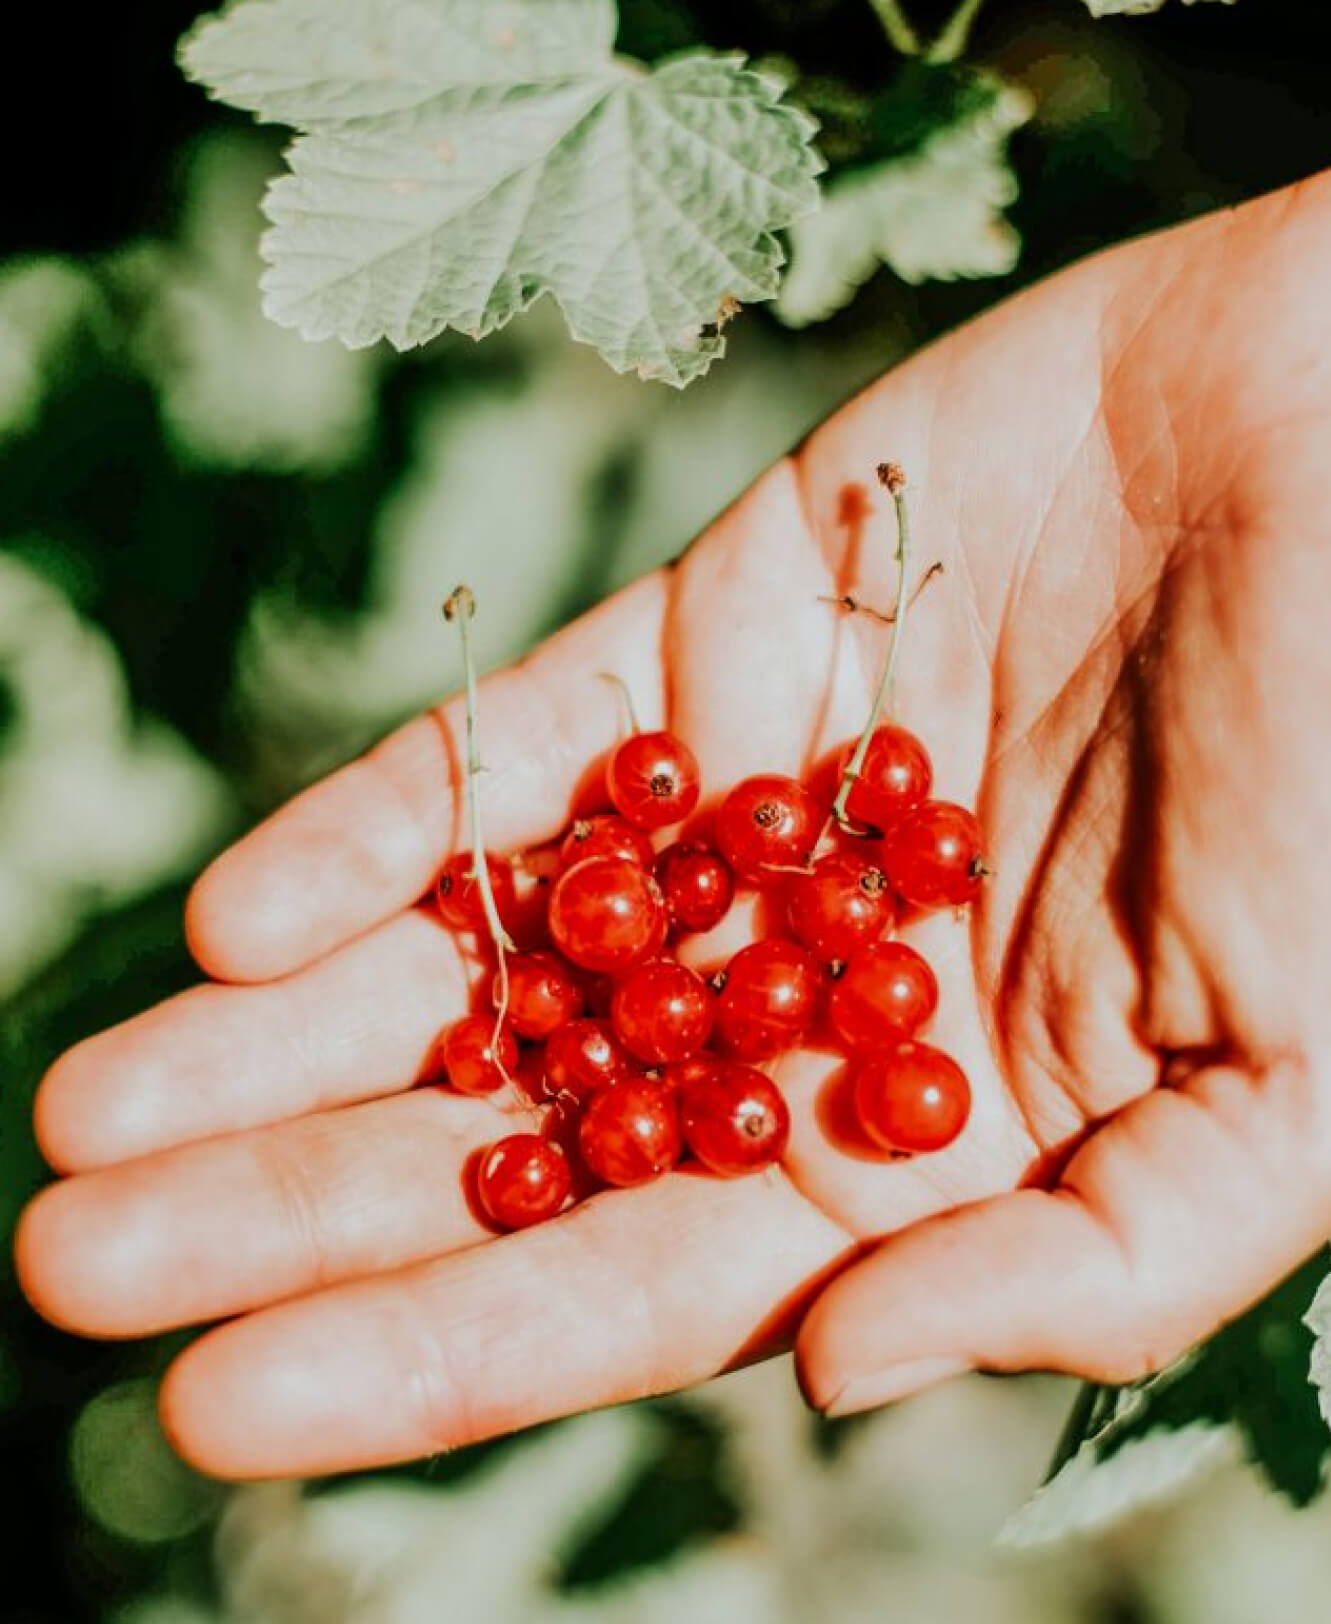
[424, 717, 984, 1233]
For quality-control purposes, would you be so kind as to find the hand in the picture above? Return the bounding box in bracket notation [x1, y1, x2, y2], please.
[18, 173, 1331, 1480]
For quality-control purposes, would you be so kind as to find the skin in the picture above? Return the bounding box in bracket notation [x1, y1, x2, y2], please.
[16, 171, 1331, 1479]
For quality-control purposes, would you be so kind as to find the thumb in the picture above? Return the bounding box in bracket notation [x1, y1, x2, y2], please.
[796, 1056, 1331, 1415]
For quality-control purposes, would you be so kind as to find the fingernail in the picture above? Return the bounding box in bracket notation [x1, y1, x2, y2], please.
[824, 1355, 969, 1418]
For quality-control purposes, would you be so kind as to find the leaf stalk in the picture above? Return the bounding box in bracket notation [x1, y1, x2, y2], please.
[443, 585, 516, 1079]
[866, 0, 922, 56]
[831, 462, 913, 831]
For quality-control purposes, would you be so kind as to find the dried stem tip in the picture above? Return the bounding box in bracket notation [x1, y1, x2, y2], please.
[876, 462, 907, 495]
[442, 584, 475, 622]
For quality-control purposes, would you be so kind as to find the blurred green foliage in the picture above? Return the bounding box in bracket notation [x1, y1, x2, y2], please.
[3, 2, 1331, 1620]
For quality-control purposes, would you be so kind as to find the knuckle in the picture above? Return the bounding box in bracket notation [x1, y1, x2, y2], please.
[557, 1195, 663, 1402]
[256, 1130, 341, 1292]
[400, 1307, 471, 1456]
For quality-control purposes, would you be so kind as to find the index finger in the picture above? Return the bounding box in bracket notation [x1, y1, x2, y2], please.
[188, 573, 668, 983]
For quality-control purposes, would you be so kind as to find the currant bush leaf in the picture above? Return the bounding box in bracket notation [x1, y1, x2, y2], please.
[179, 0, 617, 127]
[1002, 1251, 1331, 1546]
[997, 1420, 1235, 1548]
[1083, 0, 1238, 16]
[179, 0, 823, 386]
[1302, 1269, 1331, 1432]
[777, 70, 1030, 327]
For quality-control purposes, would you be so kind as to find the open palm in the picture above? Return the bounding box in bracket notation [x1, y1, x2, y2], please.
[19, 173, 1331, 1479]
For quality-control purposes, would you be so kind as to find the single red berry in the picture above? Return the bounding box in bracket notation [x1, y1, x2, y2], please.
[606, 731, 701, 831]
[503, 951, 586, 1040]
[548, 855, 668, 974]
[436, 851, 517, 933]
[543, 1018, 637, 1100]
[579, 1078, 683, 1186]
[716, 938, 823, 1060]
[655, 842, 735, 934]
[433, 1014, 518, 1094]
[477, 1134, 573, 1229]
[787, 852, 897, 962]
[678, 1061, 790, 1177]
[611, 959, 715, 1065]
[560, 815, 655, 871]
[837, 725, 932, 831]
[883, 800, 985, 909]
[828, 940, 938, 1050]
[853, 1042, 971, 1154]
[714, 775, 823, 883]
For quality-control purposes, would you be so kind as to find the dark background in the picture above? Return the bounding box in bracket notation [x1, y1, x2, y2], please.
[8, 1, 1331, 261]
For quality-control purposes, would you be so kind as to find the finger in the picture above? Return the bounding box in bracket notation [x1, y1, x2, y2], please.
[16, 1087, 512, 1338]
[666, 460, 845, 781]
[796, 1055, 1331, 1414]
[187, 574, 668, 983]
[35, 908, 469, 1173]
[159, 1172, 852, 1479]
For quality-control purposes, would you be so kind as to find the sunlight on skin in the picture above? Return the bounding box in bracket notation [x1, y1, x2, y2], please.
[16, 172, 1331, 1478]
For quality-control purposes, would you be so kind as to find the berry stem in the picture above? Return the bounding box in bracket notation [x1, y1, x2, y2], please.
[832, 463, 913, 832]
[924, 0, 988, 63]
[866, 0, 921, 55]
[597, 670, 642, 736]
[818, 560, 943, 626]
[443, 585, 516, 1078]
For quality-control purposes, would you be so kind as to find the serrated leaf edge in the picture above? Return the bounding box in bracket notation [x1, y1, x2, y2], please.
[1302, 1270, 1331, 1431]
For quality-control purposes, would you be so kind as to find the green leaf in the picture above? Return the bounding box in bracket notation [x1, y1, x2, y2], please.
[1301, 1270, 1331, 1431]
[997, 1420, 1235, 1548]
[180, 0, 618, 127]
[1001, 1252, 1331, 1546]
[180, 0, 823, 386]
[1083, 0, 1238, 16]
[862, 60, 1002, 165]
[776, 71, 1030, 326]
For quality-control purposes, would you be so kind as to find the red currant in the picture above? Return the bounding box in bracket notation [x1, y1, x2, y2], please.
[432, 1014, 518, 1094]
[828, 940, 938, 1050]
[611, 959, 715, 1065]
[678, 1061, 790, 1176]
[560, 815, 654, 870]
[579, 1078, 682, 1187]
[543, 1018, 637, 1100]
[837, 725, 932, 831]
[655, 842, 735, 934]
[503, 951, 586, 1040]
[715, 775, 822, 883]
[883, 800, 985, 909]
[436, 851, 516, 933]
[853, 1042, 971, 1154]
[787, 852, 897, 962]
[716, 938, 823, 1060]
[548, 855, 668, 974]
[477, 1134, 573, 1229]
[606, 730, 701, 831]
